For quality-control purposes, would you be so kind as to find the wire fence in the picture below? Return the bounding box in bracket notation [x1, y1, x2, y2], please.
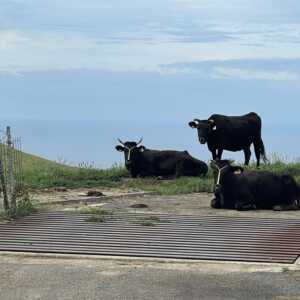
[0, 127, 24, 215]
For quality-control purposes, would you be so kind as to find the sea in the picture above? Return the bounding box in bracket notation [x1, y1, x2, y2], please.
[1, 120, 299, 168]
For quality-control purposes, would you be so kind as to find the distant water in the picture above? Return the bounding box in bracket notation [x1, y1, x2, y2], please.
[0, 120, 299, 168]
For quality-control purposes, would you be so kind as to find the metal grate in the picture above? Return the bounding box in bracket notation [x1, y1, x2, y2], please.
[0, 212, 300, 264]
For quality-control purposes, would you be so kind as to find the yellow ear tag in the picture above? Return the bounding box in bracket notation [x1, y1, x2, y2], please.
[234, 170, 242, 175]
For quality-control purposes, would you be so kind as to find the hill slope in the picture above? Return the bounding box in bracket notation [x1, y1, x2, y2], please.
[9, 150, 300, 194]
[19, 150, 127, 189]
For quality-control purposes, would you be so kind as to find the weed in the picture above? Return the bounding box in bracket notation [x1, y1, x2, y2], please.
[85, 215, 105, 223]
[140, 221, 155, 227]
[147, 216, 160, 222]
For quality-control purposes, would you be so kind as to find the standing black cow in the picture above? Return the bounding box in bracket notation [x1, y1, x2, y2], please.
[115, 138, 208, 178]
[189, 112, 267, 167]
[210, 160, 300, 211]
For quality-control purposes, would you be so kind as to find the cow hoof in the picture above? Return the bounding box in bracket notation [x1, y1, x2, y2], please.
[211, 199, 221, 209]
[273, 205, 283, 211]
[235, 203, 253, 211]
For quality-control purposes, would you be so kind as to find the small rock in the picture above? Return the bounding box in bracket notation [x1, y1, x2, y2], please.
[86, 190, 105, 197]
[130, 204, 148, 209]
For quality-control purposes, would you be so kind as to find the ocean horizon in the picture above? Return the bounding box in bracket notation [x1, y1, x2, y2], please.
[0, 119, 299, 168]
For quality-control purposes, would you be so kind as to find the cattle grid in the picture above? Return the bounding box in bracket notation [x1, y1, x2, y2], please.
[0, 212, 300, 264]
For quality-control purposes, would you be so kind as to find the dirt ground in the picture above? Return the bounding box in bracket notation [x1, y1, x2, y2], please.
[30, 188, 300, 219]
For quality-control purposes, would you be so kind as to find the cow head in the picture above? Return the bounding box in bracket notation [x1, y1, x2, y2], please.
[188, 119, 217, 144]
[210, 160, 244, 193]
[115, 138, 145, 167]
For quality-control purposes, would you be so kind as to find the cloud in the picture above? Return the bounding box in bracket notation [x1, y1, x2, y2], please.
[175, 0, 300, 23]
[212, 67, 300, 81]
[1, 26, 300, 76]
[1, 1, 300, 75]
[159, 59, 300, 81]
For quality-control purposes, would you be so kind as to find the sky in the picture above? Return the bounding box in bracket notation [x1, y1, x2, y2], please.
[0, 0, 300, 124]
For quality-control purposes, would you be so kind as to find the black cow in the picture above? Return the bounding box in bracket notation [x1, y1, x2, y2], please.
[210, 160, 300, 211]
[189, 112, 267, 167]
[115, 138, 208, 178]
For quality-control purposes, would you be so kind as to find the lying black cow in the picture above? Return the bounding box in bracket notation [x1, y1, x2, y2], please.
[115, 138, 208, 178]
[210, 160, 299, 211]
[189, 112, 267, 167]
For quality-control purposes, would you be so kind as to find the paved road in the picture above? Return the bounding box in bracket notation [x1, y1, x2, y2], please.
[1, 255, 300, 300]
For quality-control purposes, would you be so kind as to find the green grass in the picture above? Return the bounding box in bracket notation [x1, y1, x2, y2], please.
[20, 151, 128, 189]
[75, 207, 113, 223]
[121, 176, 213, 195]
[8, 150, 300, 196]
[247, 154, 300, 183]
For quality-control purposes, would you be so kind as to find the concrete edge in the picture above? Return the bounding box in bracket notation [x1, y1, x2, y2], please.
[1, 251, 299, 273]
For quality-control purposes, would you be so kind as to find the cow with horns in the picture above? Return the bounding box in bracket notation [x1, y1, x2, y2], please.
[115, 138, 208, 178]
[210, 160, 300, 211]
[188, 112, 268, 167]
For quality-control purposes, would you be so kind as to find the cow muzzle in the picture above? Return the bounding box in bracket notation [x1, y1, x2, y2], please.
[215, 184, 222, 193]
[199, 137, 206, 144]
[125, 161, 132, 167]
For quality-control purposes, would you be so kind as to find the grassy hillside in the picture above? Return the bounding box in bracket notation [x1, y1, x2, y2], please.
[21, 151, 128, 189]
[15, 151, 300, 194]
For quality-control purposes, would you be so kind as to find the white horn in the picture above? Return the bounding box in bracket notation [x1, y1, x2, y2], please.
[117, 138, 125, 146]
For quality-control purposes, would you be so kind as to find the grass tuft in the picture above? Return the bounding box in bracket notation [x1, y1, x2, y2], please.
[85, 215, 106, 223]
[140, 221, 155, 227]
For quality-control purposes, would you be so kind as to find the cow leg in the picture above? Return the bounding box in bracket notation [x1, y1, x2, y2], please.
[253, 141, 261, 167]
[235, 192, 255, 211]
[273, 203, 299, 211]
[217, 149, 223, 160]
[243, 148, 251, 165]
[211, 149, 217, 160]
[211, 197, 221, 209]
[235, 202, 256, 211]
[175, 162, 183, 178]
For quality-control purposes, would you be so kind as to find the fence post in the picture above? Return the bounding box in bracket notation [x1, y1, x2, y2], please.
[0, 160, 9, 211]
[6, 126, 16, 216]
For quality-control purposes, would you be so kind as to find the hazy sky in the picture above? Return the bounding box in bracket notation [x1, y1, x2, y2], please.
[1, 0, 300, 124]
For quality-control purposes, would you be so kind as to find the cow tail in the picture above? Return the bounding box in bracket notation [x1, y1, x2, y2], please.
[258, 137, 268, 163]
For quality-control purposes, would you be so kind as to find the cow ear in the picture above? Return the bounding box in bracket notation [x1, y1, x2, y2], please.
[115, 145, 125, 152]
[209, 119, 217, 130]
[139, 146, 146, 152]
[231, 166, 244, 174]
[188, 121, 197, 128]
